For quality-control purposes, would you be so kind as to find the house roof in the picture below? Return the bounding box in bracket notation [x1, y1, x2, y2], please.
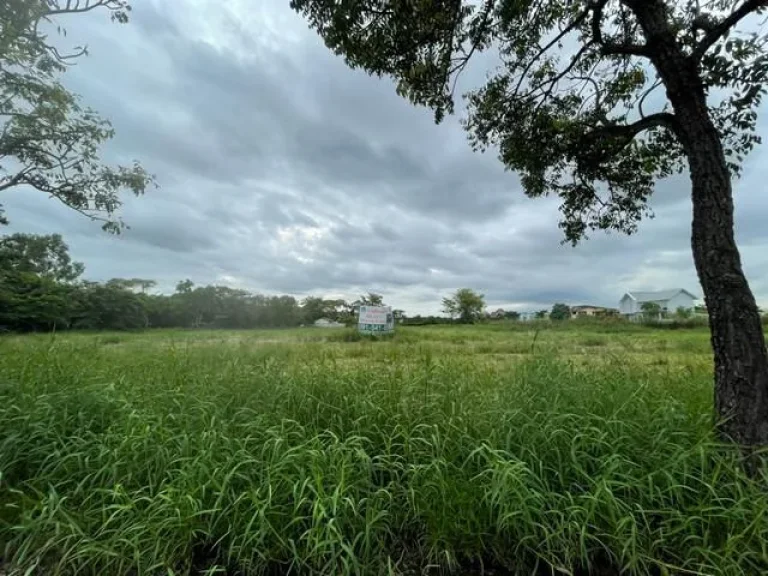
[571, 304, 611, 310]
[623, 289, 698, 302]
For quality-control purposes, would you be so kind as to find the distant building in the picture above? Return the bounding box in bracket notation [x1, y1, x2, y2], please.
[619, 289, 698, 319]
[570, 305, 618, 318]
[314, 318, 344, 328]
[519, 311, 538, 322]
[489, 308, 506, 320]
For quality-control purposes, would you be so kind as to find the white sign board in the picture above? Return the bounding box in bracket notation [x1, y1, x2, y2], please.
[358, 305, 394, 335]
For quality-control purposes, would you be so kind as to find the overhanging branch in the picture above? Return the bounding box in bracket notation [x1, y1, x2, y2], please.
[638, 77, 663, 118]
[529, 42, 595, 110]
[43, 0, 126, 17]
[579, 112, 678, 163]
[597, 112, 678, 137]
[449, 0, 494, 97]
[692, 0, 768, 60]
[514, 8, 591, 94]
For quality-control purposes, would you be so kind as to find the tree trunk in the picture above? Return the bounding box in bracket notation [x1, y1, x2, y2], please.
[685, 112, 768, 447]
[634, 0, 768, 449]
[660, 63, 768, 448]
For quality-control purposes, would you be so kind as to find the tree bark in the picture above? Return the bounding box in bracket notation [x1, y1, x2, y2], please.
[633, 0, 768, 449]
[684, 109, 768, 448]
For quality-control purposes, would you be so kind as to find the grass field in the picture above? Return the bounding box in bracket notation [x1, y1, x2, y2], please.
[1, 323, 767, 575]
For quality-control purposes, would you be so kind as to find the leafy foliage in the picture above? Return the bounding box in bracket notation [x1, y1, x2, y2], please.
[0, 269, 71, 330]
[442, 287, 485, 323]
[641, 301, 662, 319]
[0, 233, 82, 330]
[0, 232, 83, 281]
[0, 233, 393, 331]
[550, 302, 571, 321]
[676, 305, 694, 319]
[291, 0, 768, 243]
[0, 0, 153, 231]
[357, 292, 383, 306]
[351, 292, 385, 317]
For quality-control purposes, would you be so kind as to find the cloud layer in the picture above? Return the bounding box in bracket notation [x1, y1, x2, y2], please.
[4, 0, 768, 314]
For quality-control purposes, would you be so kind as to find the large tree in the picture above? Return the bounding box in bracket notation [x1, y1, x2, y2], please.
[1, 0, 153, 232]
[0, 232, 83, 282]
[442, 287, 486, 323]
[0, 232, 81, 329]
[293, 0, 768, 448]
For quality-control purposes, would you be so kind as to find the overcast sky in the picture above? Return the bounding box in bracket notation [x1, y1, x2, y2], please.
[4, 0, 768, 315]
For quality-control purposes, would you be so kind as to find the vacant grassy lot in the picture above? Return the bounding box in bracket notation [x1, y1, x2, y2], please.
[1, 323, 767, 575]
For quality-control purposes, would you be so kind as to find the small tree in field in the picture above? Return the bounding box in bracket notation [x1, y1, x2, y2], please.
[292, 0, 768, 448]
[442, 288, 485, 323]
[550, 303, 571, 321]
[641, 301, 662, 321]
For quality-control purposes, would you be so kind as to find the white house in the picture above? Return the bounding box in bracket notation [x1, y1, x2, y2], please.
[619, 289, 698, 319]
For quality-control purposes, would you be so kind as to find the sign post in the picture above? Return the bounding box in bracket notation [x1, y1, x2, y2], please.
[358, 305, 394, 335]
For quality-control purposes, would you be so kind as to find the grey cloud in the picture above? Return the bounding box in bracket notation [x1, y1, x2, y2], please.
[125, 216, 219, 253]
[105, 2, 521, 222]
[3, 0, 768, 315]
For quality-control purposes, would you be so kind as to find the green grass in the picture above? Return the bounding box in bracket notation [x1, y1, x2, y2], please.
[1, 325, 767, 575]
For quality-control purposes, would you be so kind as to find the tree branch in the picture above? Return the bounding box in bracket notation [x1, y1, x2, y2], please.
[692, 0, 768, 60]
[0, 174, 25, 193]
[528, 42, 595, 110]
[637, 77, 663, 118]
[574, 72, 604, 114]
[448, 0, 494, 97]
[43, 0, 127, 18]
[591, 0, 651, 57]
[601, 112, 678, 136]
[578, 112, 678, 164]
[513, 8, 591, 94]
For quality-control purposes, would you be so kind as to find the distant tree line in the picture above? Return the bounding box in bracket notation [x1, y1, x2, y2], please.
[5, 234, 764, 333]
[0, 234, 389, 332]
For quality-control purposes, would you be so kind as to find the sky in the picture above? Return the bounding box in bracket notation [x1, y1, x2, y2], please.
[4, 0, 768, 315]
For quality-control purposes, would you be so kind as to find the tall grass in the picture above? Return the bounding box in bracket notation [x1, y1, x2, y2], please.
[0, 330, 766, 575]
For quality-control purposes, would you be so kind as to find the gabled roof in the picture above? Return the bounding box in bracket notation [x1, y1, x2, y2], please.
[623, 289, 698, 302]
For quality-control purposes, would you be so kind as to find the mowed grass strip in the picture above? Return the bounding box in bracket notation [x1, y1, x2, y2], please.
[0, 326, 766, 575]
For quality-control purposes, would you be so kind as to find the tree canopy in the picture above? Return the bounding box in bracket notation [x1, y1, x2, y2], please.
[0, 233, 401, 331]
[353, 292, 385, 311]
[550, 303, 571, 321]
[0, 0, 153, 231]
[0, 232, 83, 282]
[442, 288, 486, 323]
[292, 0, 767, 242]
[641, 301, 662, 318]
